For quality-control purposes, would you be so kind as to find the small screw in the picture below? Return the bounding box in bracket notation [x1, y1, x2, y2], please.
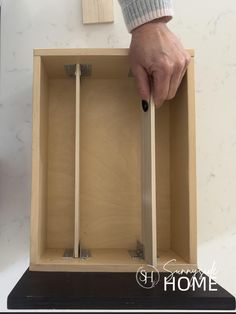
[142, 100, 149, 112]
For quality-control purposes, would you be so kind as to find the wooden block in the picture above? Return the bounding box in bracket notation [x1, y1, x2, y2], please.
[82, 0, 114, 24]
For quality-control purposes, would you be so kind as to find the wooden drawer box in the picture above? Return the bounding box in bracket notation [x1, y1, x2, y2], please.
[30, 48, 197, 272]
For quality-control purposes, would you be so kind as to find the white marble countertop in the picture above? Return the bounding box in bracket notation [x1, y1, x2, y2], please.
[1, 0, 236, 310]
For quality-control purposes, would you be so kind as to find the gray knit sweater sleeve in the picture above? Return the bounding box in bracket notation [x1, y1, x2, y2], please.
[118, 0, 174, 32]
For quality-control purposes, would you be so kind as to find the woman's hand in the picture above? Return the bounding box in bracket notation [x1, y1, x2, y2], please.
[129, 19, 191, 108]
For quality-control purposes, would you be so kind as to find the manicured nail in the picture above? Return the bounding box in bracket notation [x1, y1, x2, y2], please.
[142, 100, 149, 112]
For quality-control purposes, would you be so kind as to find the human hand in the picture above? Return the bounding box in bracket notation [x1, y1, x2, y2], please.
[129, 19, 191, 108]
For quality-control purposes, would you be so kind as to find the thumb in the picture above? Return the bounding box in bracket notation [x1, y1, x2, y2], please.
[132, 66, 150, 101]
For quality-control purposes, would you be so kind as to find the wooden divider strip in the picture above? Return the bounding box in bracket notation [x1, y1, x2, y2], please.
[74, 64, 81, 258]
[141, 97, 157, 266]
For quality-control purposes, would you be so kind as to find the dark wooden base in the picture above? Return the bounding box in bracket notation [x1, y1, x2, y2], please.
[7, 268, 235, 310]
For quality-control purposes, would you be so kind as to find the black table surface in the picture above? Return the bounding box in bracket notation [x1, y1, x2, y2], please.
[8, 268, 235, 310]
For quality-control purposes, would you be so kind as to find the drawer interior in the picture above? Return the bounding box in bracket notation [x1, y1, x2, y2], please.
[31, 52, 196, 271]
[155, 73, 196, 268]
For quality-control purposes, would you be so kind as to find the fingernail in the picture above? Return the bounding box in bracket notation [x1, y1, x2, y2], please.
[142, 100, 149, 112]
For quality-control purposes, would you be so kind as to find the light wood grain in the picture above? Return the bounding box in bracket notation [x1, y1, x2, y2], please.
[30, 56, 48, 263]
[169, 64, 197, 264]
[30, 49, 197, 272]
[43, 56, 130, 79]
[30, 248, 197, 272]
[74, 65, 81, 258]
[170, 75, 189, 261]
[187, 58, 197, 264]
[30, 248, 148, 272]
[80, 78, 141, 249]
[46, 79, 75, 249]
[155, 60, 196, 261]
[32, 49, 193, 79]
[34, 48, 195, 57]
[157, 249, 198, 272]
[155, 102, 171, 251]
[141, 96, 157, 266]
[82, 0, 114, 24]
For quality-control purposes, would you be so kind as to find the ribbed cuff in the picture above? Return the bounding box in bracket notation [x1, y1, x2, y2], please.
[120, 0, 174, 32]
